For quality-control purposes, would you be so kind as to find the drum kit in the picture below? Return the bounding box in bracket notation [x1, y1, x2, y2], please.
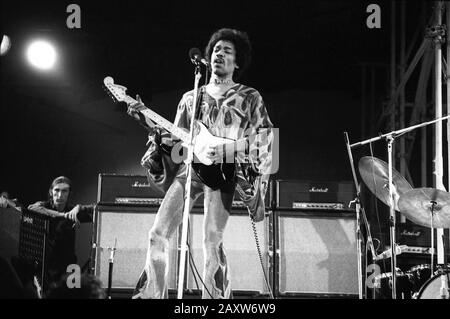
[358, 156, 450, 299]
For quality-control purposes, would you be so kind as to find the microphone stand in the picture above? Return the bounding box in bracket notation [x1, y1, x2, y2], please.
[344, 132, 377, 299]
[107, 238, 117, 299]
[349, 113, 450, 299]
[177, 62, 202, 299]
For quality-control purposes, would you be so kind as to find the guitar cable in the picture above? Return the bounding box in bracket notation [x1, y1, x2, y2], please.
[251, 217, 275, 299]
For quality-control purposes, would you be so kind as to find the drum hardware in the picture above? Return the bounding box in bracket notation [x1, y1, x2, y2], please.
[370, 262, 447, 299]
[346, 114, 450, 299]
[407, 264, 436, 297]
[344, 133, 377, 299]
[373, 269, 413, 299]
[357, 155, 415, 299]
[357, 158, 450, 298]
[398, 188, 450, 298]
[358, 156, 413, 212]
[373, 244, 406, 261]
[414, 268, 450, 299]
[435, 266, 450, 299]
[375, 245, 440, 260]
[397, 188, 450, 229]
[372, 263, 449, 299]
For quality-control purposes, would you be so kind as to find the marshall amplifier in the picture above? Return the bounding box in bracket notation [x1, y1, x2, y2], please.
[274, 208, 358, 297]
[186, 207, 273, 294]
[97, 174, 273, 209]
[97, 174, 165, 205]
[396, 223, 432, 247]
[275, 180, 355, 210]
[93, 205, 178, 291]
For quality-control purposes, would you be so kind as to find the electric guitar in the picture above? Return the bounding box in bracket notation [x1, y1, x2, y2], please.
[104, 76, 259, 189]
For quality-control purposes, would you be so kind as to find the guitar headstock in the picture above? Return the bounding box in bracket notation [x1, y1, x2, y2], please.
[103, 76, 132, 104]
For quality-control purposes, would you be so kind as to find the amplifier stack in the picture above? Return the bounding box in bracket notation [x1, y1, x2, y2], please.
[93, 174, 358, 298]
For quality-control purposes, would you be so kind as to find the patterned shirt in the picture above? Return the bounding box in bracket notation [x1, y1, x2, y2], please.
[143, 83, 274, 221]
[174, 84, 273, 175]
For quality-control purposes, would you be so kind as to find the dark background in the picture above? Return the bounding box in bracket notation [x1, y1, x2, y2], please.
[0, 1, 440, 267]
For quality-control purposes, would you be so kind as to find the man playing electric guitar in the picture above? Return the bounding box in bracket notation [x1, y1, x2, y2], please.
[128, 28, 274, 299]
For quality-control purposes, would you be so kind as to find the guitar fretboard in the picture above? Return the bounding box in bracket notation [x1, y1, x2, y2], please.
[119, 94, 270, 153]
[123, 96, 189, 142]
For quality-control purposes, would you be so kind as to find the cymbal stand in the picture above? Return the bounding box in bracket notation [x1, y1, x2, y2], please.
[438, 231, 449, 299]
[348, 113, 450, 299]
[386, 135, 398, 299]
[429, 202, 449, 299]
[177, 63, 202, 299]
[430, 201, 436, 278]
[344, 132, 377, 299]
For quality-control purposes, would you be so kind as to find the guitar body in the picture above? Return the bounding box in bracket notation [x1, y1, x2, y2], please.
[190, 121, 237, 189]
[192, 162, 236, 190]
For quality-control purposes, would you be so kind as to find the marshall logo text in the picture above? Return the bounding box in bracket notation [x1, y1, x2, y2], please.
[401, 230, 422, 237]
[309, 187, 329, 193]
[132, 181, 151, 188]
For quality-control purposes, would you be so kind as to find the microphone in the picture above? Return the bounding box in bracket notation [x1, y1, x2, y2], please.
[189, 47, 210, 67]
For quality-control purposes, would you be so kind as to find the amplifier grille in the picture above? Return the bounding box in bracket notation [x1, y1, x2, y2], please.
[19, 211, 48, 263]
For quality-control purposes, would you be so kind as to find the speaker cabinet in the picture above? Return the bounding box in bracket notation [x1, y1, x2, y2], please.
[274, 209, 358, 297]
[0, 207, 21, 261]
[18, 210, 49, 291]
[93, 205, 178, 290]
[186, 208, 273, 295]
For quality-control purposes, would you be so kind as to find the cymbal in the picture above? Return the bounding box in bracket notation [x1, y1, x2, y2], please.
[398, 188, 450, 228]
[358, 156, 413, 211]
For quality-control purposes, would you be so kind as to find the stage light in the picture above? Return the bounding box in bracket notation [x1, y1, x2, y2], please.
[1, 35, 11, 56]
[26, 40, 57, 70]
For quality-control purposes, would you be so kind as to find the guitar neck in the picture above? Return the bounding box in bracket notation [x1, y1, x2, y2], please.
[124, 96, 189, 142]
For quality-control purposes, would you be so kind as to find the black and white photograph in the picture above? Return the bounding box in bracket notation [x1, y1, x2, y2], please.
[0, 0, 449, 308]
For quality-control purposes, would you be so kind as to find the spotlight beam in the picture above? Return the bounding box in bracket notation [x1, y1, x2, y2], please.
[26, 40, 57, 70]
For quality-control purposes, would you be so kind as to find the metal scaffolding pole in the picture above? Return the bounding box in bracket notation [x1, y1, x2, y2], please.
[447, 2, 450, 194]
[400, 0, 407, 223]
[390, 0, 397, 166]
[433, 0, 445, 268]
[446, 0, 450, 268]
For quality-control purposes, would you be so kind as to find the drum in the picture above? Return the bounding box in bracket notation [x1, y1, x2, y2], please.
[407, 264, 435, 294]
[373, 270, 413, 299]
[415, 270, 450, 299]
